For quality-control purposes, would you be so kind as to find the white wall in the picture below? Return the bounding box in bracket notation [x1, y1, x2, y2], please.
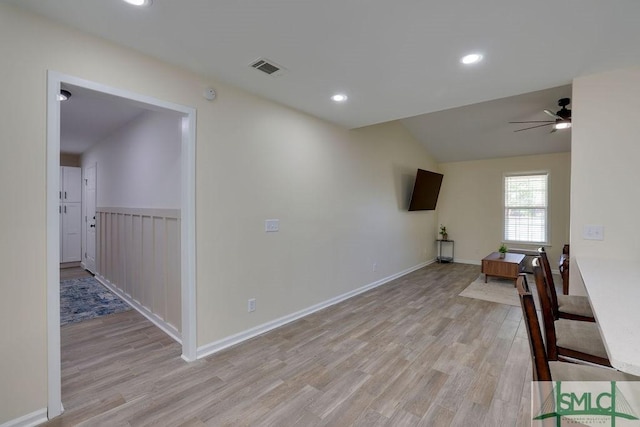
[0, 4, 438, 423]
[81, 109, 182, 209]
[570, 66, 640, 295]
[437, 153, 571, 267]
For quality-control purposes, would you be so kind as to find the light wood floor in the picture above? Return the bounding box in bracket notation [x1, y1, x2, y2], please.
[44, 263, 532, 426]
[60, 265, 93, 281]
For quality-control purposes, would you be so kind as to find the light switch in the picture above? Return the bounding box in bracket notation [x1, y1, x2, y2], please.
[582, 225, 604, 241]
[265, 219, 279, 232]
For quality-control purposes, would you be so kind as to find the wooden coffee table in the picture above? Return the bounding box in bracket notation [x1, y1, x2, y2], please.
[481, 252, 526, 285]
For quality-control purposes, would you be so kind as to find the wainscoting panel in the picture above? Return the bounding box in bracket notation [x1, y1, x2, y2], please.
[166, 218, 181, 329]
[96, 207, 181, 340]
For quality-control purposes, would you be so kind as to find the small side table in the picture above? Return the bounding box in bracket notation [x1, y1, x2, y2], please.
[481, 252, 525, 285]
[436, 239, 454, 263]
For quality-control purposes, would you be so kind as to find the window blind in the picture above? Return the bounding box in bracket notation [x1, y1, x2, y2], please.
[504, 173, 548, 243]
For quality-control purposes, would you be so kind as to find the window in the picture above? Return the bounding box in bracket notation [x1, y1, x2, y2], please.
[504, 173, 548, 244]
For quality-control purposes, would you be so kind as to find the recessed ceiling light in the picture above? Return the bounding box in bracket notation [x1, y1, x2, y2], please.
[122, 0, 152, 6]
[331, 94, 348, 102]
[461, 53, 483, 65]
[57, 89, 71, 101]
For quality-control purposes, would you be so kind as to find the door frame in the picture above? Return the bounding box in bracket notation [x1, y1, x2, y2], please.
[46, 71, 197, 419]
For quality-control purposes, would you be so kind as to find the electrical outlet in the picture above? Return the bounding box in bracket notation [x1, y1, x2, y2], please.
[248, 298, 256, 312]
[372, 263, 377, 272]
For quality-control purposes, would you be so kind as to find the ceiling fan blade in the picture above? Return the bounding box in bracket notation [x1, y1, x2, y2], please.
[544, 109, 562, 119]
[509, 120, 554, 124]
[514, 123, 554, 132]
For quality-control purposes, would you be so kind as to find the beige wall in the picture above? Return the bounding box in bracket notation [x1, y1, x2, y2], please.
[570, 66, 640, 295]
[196, 117, 439, 342]
[437, 153, 571, 267]
[0, 4, 438, 422]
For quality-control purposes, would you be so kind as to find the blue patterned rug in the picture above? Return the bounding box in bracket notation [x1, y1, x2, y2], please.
[60, 277, 132, 326]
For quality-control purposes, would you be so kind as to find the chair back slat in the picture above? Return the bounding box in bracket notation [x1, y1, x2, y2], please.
[516, 274, 552, 381]
[560, 244, 570, 295]
[532, 257, 559, 360]
[537, 247, 559, 318]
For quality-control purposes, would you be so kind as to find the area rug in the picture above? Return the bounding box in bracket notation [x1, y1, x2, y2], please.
[459, 274, 540, 307]
[60, 277, 131, 325]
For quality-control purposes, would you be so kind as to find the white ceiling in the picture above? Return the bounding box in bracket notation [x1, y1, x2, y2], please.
[60, 84, 149, 154]
[7, 1, 640, 160]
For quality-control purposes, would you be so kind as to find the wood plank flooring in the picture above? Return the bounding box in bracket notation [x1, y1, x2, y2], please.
[44, 263, 532, 426]
[60, 265, 93, 281]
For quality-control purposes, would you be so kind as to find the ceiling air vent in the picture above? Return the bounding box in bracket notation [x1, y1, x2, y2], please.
[249, 57, 287, 77]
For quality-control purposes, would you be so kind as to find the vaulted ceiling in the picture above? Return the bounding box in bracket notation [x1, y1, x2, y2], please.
[7, 1, 640, 161]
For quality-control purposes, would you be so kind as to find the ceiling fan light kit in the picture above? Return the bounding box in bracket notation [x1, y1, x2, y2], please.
[461, 53, 483, 65]
[509, 97, 572, 132]
[122, 0, 152, 6]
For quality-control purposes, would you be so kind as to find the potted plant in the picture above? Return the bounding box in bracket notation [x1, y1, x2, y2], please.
[498, 244, 508, 259]
[439, 225, 448, 241]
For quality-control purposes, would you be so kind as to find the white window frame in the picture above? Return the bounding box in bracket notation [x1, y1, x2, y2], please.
[503, 171, 549, 245]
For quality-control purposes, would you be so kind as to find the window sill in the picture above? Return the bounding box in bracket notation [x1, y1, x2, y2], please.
[503, 241, 550, 247]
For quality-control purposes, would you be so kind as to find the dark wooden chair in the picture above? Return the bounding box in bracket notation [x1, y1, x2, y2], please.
[538, 247, 594, 322]
[559, 244, 570, 295]
[516, 274, 638, 381]
[531, 258, 610, 367]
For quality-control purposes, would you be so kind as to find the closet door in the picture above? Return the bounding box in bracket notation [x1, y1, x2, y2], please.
[61, 166, 82, 203]
[61, 203, 82, 262]
[60, 166, 82, 262]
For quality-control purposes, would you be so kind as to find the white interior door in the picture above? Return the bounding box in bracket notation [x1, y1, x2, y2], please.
[61, 203, 82, 262]
[84, 163, 97, 273]
[60, 166, 82, 263]
[62, 166, 82, 203]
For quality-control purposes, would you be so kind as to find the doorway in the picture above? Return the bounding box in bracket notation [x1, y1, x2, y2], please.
[46, 71, 197, 419]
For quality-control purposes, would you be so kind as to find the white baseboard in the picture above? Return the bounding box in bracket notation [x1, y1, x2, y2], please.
[197, 259, 435, 359]
[79, 261, 95, 275]
[95, 275, 182, 344]
[0, 408, 47, 427]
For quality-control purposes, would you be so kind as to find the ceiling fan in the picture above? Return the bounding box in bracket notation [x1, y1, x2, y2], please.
[509, 98, 572, 132]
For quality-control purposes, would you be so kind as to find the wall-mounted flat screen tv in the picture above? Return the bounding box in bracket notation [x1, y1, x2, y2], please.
[408, 169, 444, 211]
